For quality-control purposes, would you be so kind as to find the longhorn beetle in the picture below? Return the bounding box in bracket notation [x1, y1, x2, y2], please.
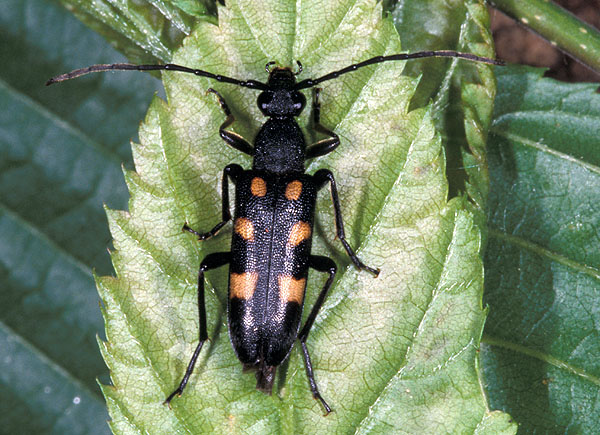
[48, 49, 502, 414]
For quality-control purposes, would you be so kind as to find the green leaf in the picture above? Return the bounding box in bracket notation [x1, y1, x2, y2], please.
[482, 66, 600, 432]
[387, 0, 497, 211]
[56, 0, 218, 64]
[171, 0, 218, 18]
[0, 0, 159, 432]
[97, 0, 513, 432]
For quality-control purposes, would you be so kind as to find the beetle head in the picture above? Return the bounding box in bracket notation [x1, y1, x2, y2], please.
[257, 67, 306, 117]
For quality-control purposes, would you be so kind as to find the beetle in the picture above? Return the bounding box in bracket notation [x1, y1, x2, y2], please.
[47, 49, 502, 414]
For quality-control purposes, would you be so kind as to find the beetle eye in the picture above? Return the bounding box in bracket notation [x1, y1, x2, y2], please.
[257, 91, 274, 112]
[291, 92, 305, 112]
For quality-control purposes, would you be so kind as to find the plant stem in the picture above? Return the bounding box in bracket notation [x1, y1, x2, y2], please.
[490, 0, 600, 74]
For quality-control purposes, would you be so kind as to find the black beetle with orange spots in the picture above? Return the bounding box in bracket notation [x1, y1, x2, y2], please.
[47, 50, 502, 414]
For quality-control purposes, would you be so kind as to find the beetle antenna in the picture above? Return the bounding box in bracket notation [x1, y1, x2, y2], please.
[265, 61, 277, 74]
[293, 61, 303, 76]
[294, 50, 504, 90]
[46, 63, 269, 90]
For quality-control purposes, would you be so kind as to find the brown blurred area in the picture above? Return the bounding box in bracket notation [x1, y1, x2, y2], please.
[490, 0, 600, 82]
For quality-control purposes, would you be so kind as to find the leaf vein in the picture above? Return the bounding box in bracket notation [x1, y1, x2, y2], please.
[482, 335, 600, 386]
[489, 228, 600, 281]
[489, 128, 600, 175]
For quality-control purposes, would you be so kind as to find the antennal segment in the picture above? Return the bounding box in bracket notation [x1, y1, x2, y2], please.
[46, 63, 269, 90]
[294, 50, 504, 90]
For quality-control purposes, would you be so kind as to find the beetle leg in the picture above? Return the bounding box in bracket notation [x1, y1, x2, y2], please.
[297, 255, 337, 415]
[183, 163, 243, 240]
[306, 88, 340, 159]
[207, 88, 254, 156]
[313, 169, 380, 276]
[164, 252, 231, 406]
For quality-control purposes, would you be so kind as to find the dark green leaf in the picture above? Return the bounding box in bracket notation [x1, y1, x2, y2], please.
[0, 0, 160, 432]
[0, 322, 108, 434]
[483, 65, 600, 433]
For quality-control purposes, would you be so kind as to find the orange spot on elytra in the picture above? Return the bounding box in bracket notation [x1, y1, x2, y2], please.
[230, 272, 259, 300]
[278, 275, 306, 304]
[251, 177, 267, 197]
[285, 180, 302, 200]
[234, 217, 255, 241]
[288, 221, 311, 246]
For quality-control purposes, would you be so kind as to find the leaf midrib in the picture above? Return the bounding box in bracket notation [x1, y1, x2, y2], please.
[0, 203, 93, 277]
[488, 228, 600, 281]
[489, 128, 600, 175]
[0, 78, 127, 167]
[481, 335, 600, 387]
[493, 110, 600, 125]
[0, 320, 105, 401]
